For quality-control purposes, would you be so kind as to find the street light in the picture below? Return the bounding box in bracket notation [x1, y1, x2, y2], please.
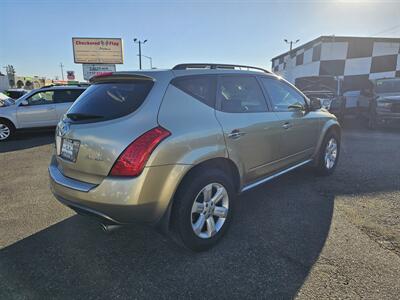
[284, 39, 300, 51]
[134, 38, 148, 70]
[138, 55, 153, 69]
[59, 62, 64, 81]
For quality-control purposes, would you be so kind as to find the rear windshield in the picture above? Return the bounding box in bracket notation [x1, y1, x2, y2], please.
[66, 81, 153, 122]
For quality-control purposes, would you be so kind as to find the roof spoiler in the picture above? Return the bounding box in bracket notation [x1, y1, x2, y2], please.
[89, 72, 154, 83]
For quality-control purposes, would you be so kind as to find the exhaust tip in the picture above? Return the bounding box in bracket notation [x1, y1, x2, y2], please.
[100, 223, 122, 233]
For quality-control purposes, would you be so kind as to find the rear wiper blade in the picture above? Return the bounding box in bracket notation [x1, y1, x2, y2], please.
[67, 113, 104, 121]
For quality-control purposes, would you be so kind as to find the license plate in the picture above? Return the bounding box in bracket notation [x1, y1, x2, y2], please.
[60, 138, 80, 162]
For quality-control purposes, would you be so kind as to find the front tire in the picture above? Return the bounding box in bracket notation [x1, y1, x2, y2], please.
[315, 131, 340, 176]
[0, 119, 14, 141]
[171, 168, 235, 251]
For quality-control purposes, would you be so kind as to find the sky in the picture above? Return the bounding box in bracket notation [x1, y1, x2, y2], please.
[1, 0, 400, 81]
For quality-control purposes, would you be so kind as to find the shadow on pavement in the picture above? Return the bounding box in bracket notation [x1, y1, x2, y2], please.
[0, 168, 334, 299]
[1, 117, 398, 298]
[0, 129, 54, 153]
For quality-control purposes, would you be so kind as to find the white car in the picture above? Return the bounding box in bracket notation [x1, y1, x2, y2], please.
[0, 86, 86, 141]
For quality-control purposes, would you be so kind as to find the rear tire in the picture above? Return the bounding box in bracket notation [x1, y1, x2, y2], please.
[314, 131, 340, 176]
[171, 168, 236, 251]
[0, 119, 15, 141]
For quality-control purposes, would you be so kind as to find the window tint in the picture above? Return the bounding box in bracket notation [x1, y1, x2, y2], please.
[261, 78, 306, 112]
[171, 76, 216, 108]
[218, 76, 267, 113]
[67, 81, 153, 123]
[27, 91, 54, 105]
[54, 89, 85, 103]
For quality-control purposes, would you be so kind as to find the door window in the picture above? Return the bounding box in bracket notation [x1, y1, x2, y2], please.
[261, 78, 306, 112]
[54, 89, 85, 103]
[218, 76, 267, 113]
[26, 91, 54, 106]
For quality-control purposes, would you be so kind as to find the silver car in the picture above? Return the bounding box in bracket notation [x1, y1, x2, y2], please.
[49, 64, 341, 251]
[0, 86, 86, 141]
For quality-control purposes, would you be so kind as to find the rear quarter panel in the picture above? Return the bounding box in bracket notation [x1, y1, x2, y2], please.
[151, 84, 227, 167]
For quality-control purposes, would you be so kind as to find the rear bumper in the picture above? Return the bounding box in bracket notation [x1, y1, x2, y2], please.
[49, 156, 189, 224]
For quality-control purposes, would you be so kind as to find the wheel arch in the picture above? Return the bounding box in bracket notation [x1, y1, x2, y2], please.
[156, 157, 241, 233]
[0, 117, 16, 129]
[313, 120, 341, 161]
[182, 157, 241, 193]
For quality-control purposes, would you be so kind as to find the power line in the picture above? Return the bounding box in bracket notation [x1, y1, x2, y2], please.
[372, 24, 400, 36]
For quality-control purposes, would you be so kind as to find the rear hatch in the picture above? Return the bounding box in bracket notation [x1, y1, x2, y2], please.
[55, 72, 171, 184]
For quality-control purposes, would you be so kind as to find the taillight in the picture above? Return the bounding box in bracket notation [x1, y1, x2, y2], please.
[110, 126, 171, 177]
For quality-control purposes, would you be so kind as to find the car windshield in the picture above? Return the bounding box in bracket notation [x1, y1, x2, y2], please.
[295, 76, 338, 94]
[0, 93, 15, 107]
[375, 79, 400, 93]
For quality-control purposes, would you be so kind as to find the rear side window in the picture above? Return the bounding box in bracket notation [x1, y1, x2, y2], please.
[171, 76, 216, 108]
[218, 76, 267, 113]
[54, 89, 85, 103]
[66, 81, 153, 122]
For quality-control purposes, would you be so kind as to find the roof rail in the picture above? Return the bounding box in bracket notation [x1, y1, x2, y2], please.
[172, 63, 270, 74]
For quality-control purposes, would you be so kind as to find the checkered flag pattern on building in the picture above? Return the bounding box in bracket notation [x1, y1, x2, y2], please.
[272, 36, 400, 91]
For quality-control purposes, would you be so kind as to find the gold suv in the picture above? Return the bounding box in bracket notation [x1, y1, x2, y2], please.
[49, 63, 340, 251]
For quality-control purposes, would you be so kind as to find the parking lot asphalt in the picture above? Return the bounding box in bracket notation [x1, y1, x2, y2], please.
[0, 119, 399, 299]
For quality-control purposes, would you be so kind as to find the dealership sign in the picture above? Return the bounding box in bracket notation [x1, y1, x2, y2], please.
[82, 64, 116, 80]
[72, 38, 123, 64]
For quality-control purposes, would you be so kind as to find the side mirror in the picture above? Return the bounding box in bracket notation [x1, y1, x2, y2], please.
[288, 103, 305, 111]
[310, 98, 322, 110]
[20, 100, 29, 106]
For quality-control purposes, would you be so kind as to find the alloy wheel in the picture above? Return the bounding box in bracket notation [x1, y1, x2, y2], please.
[0, 123, 10, 141]
[324, 138, 338, 169]
[191, 183, 229, 239]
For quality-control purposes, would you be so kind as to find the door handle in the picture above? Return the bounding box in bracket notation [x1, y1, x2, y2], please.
[228, 129, 246, 139]
[47, 107, 56, 111]
[282, 122, 292, 129]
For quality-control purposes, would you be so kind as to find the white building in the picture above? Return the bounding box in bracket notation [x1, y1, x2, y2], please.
[0, 74, 10, 92]
[271, 36, 400, 92]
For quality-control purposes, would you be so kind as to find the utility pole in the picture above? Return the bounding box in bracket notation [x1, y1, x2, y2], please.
[133, 38, 148, 70]
[284, 39, 300, 51]
[59, 63, 64, 80]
